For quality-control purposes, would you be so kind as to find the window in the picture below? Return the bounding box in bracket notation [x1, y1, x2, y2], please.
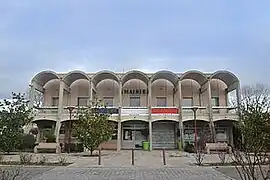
[211, 97, 219, 106]
[52, 97, 59, 106]
[104, 97, 114, 107]
[182, 97, 193, 107]
[156, 97, 167, 107]
[77, 97, 88, 107]
[182, 97, 193, 112]
[123, 129, 133, 140]
[130, 97, 140, 107]
[212, 97, 219, 113]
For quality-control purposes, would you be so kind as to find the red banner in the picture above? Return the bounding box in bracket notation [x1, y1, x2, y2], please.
[151, 108, 179, 114]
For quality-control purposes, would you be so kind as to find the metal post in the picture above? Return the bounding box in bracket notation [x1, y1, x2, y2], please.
[98, 148, 101, 165]
[131, 148, 134, 165]
[192, 107, 198, 150]
[162, 149, 166, 165]
[68, 110, 72, 153]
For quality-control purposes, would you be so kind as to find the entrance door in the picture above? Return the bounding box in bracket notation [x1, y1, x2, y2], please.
[122, 129, 135, 149]
[134, 130, 147, 149]
[121, 121, 148, 149]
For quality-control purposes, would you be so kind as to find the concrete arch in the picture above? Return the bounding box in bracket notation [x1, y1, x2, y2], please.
[180, 70, 208, 86]
[63, 70, 90, 86]
[213, 118, 238, 122]
[210, 70, 239, 89]
[150, 70, 179, 86]
[31, 70, 60, 87]
[182, 119, 209, 123]
[121, 119, 149, 123]
[92, 70, 120, 86]
[152, 119, 179, 123]
[121, 70, 149, 85]
[32, 118, 57, 123]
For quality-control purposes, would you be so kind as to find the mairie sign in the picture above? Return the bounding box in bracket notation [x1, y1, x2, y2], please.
[122, 89, 148, 94]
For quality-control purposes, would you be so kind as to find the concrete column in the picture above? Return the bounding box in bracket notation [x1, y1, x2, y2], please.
[178, 80, 184, 149]
[117, 120, 121, 151]
[119, 81, 122, 107]
[89, 80, 93, 106]
[225, 89, 228, 107]
[148, 81, 152, 150]
[117, 81, 122, 151]
[236, 82, 241, 114]
[55, 80, 65, 143]
[207, 80, 216, 142]
[27, 84, 35, 134]
[29, 84, 35, 109]
[229, 126, 234, 146]
[235, 82, 243, 145]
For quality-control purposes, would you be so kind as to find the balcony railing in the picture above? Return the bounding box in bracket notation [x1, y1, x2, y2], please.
[212, 106, 238, 120]
[121, 107, 148, 116]
[181, 106, 208, 116]
[33, 106, 58, 120]
[62, 106, 119, 115]
[212, 106, 237, 114]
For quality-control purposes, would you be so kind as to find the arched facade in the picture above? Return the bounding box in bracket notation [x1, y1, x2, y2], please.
[29, 69, 240, 151]
[121, 70, 149, 107]
[63, 70, 91, 107]
[92, 70, 120, 107]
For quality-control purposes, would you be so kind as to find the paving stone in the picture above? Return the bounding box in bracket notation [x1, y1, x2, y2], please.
[33, 167, 233, 180]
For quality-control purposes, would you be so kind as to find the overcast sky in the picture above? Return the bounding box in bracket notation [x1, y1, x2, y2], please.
[0, 0, 270, 98]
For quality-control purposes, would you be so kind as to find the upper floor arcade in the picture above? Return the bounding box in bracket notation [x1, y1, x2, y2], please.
[29, 70, 240, 110]
[29, 70, 240, 123]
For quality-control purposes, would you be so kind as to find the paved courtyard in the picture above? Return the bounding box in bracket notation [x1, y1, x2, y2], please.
[3, 166, 235, 180]
[0, 150, 257, 179]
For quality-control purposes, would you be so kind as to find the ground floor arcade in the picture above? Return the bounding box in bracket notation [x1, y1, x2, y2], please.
[31, 119, 235, 152]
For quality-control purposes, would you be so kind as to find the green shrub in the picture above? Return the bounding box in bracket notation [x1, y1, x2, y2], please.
[43, 130, 56, 143]
[58, 155, 68, 165]
[19, 153, 33, 164]
[38, 155, 47, 165]
[64, 143, 84, 152]
[19, 134, 36, 151]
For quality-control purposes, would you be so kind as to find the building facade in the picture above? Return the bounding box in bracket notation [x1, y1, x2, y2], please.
[28, 70, 240, 151]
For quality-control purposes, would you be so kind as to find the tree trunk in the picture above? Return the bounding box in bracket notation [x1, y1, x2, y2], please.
[90, 147, 93, 155]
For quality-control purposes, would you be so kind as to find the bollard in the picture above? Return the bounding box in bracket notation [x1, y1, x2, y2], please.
[162, 149, 166, 165]
[98, 148, 101, 165]
[131, 148, 134, 165]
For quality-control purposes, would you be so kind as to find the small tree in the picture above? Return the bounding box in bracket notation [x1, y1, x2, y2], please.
[232, 84, 270, 180]
[73, 103, 115, 155]
[0, 93, 33, 153]
[194, 126, 209, 166]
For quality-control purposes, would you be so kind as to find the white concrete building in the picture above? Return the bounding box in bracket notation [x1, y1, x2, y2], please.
[28, 70, 240, 151]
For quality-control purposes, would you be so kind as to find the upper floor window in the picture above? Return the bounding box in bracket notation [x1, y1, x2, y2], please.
[77, 97, 88, 107]
[156, 97, 167, 107]
[212, 97, 220, 113]
[52, 97, 59, 106]
[103, 97, 114, 107]
[211, 97, 219, 106]
[182, 97, 193, 107]
[130, 97, 140, 107]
